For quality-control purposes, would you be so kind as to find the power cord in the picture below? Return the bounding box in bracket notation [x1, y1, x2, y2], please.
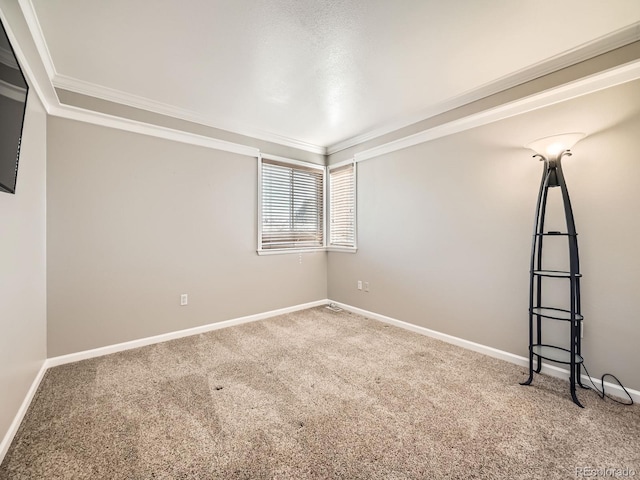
[581, 362, 634, 406]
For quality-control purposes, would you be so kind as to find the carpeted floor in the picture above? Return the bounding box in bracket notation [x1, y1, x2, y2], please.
[1, 306, 639, 479]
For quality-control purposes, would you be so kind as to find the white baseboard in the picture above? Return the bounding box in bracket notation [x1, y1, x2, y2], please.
[47, 299, 329, 368]
[0, 361, 48, 465]
[3, 297, 636, 467]
[331, 300, 640, 404]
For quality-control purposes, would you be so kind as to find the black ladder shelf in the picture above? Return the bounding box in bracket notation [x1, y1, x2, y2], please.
[520, 150, 587, 407]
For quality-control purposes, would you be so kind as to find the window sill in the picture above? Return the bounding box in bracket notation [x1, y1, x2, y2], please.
[256, 246, 357, 255]
[326, 246, 358, 253]
[257, 247, 326, 256]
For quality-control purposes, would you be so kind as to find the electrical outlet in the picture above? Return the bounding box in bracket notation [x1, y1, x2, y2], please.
[364, 282, 370, 292]
[357, 280, 362, 290]
[180, 294, 188, 306]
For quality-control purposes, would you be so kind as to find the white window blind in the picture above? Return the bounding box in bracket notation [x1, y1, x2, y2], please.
[329, 163, 356, 248]
[260, 158, 324, 250]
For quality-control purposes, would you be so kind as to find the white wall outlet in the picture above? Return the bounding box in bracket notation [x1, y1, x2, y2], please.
[357, 280, 362, 290]
[364, 282, 370, 292]
[180, 294, 188, 306]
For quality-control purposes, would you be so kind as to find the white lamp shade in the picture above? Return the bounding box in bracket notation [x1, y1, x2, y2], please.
[525, 133, 586, 157]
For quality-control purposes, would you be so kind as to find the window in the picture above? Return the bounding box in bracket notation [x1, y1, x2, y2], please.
[259, 155, 325, 252]
[329, 163, 356, 249]
[257, 154, 357, 254]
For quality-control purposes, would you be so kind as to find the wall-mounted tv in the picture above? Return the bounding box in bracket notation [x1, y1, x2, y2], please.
[0, 17, 28, 194]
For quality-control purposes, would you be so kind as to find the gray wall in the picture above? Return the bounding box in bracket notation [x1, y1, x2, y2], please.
[47, 79, 640, 391]
[47, 117, 327, 356]
[328, 79, 640, 391]
[0, 94, 47, 444]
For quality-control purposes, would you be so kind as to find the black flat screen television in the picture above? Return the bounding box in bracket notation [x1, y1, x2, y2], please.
[0, 17, 28, 194]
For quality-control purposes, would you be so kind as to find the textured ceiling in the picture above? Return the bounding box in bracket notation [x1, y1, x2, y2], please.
[27, 0, 640, 151]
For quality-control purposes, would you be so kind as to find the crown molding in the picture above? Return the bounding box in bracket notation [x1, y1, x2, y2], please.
[0, 2, 57, 112]
[52, 74, 327, 156]
[17, 0, 56, 78]
[4, 0, 292, 160]
[12, 0, 640, 160]
[328, 21, 640, 155]
[354, 58, 640, 163]
[49, 102, 260, 158]
[51, 57, 640, 167]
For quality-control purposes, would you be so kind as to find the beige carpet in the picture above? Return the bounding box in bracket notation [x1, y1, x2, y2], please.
[1, 307, 638, 479]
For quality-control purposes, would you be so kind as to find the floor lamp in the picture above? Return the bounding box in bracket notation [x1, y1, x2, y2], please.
[521, 132, 587, 407]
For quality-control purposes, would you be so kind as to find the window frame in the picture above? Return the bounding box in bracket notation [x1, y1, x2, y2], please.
[257, 154, 357, 255]
[257, 153, 327, 255]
